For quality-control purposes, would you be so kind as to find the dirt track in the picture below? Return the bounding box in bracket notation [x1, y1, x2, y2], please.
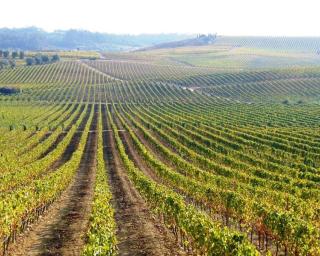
[8, 104, 185, 256]
[8, 105, 98, 256]
[102, 105, 185, 256]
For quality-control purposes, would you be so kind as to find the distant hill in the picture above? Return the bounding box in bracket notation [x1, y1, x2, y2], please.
[3, 28, 319, 54]
[138, 34, 217, 51]
[0, 27, 193, 51]
[137, 35, 320, 53]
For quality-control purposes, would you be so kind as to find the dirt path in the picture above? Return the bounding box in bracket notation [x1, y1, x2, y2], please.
[113, 113, 162, 184]
[101, 105, 185, 256]
[8, 105, 98, 256]
[80, 61, 124, 82]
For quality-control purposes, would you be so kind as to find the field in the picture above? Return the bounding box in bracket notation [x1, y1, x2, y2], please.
[0, 45, 320, 256]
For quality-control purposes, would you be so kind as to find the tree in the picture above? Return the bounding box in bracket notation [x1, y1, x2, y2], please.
[11, 51, 18, 59]
[0, 59, 9, 69]
[19, 51, 24, 59]
[26, 57, 34, 66]
[51, 54, 60, 62]
[9, 60, 16, 68]
[3, 50, 9, 58]
[41, 55, 49, 63]
[34, 55, 42, 65]
[0, 50, 2, 57]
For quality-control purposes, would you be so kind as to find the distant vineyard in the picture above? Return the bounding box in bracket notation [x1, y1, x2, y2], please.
[26, 51, 100, 59]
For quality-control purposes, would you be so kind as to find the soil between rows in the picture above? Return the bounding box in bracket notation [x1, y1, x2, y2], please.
[102, 105, 186, 256]
[8, 105, 98, 256]
[8, 104, 186, 256]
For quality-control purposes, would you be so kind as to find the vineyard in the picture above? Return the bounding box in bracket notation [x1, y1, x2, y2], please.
[0, 47, 320, 256]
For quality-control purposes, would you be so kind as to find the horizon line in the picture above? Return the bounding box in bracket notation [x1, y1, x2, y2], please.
[2, 26, 320, 38]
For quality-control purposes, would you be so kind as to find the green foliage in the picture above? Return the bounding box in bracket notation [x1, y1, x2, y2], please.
[19, 51, 24, 59]
[25, 57, 34, 66]
[51, 54, 60, 62]
[1, 51, 320, 255]
[82, 105, 117, 255]
[3, 50, 9, 58]
[108, 104, 259, 255]
[11, 51, 18, 59]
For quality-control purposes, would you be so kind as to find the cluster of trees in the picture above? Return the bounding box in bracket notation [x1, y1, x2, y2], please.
[0, 59, 16, 69]
[0, 50, 24, 59]
[0, 50, 60, 68]
[26, 54, 60, 66]
[0, 50, 25, 70]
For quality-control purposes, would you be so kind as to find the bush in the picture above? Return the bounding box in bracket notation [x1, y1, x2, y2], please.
[282, 99, 290, 105]
[0, 87, 20, 95]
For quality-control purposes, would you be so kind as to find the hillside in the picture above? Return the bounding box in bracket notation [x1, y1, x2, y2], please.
[1, 45, 320, 256]
[215, 36, 320, 52]
[137, 34, 216, 51]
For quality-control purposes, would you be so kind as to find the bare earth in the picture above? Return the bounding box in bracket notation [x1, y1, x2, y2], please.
[8, 108, 98, 256]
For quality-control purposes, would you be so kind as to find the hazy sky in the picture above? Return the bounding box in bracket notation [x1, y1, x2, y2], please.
[0, 0, 319, 36]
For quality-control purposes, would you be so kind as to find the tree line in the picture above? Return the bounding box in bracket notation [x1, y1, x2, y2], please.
[0, 49, 60, 69]
[0, 50, 25, 59]
[0, 50, 24, 69]
[25, 54, 60, 66]
[0, 27, 192, 51]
